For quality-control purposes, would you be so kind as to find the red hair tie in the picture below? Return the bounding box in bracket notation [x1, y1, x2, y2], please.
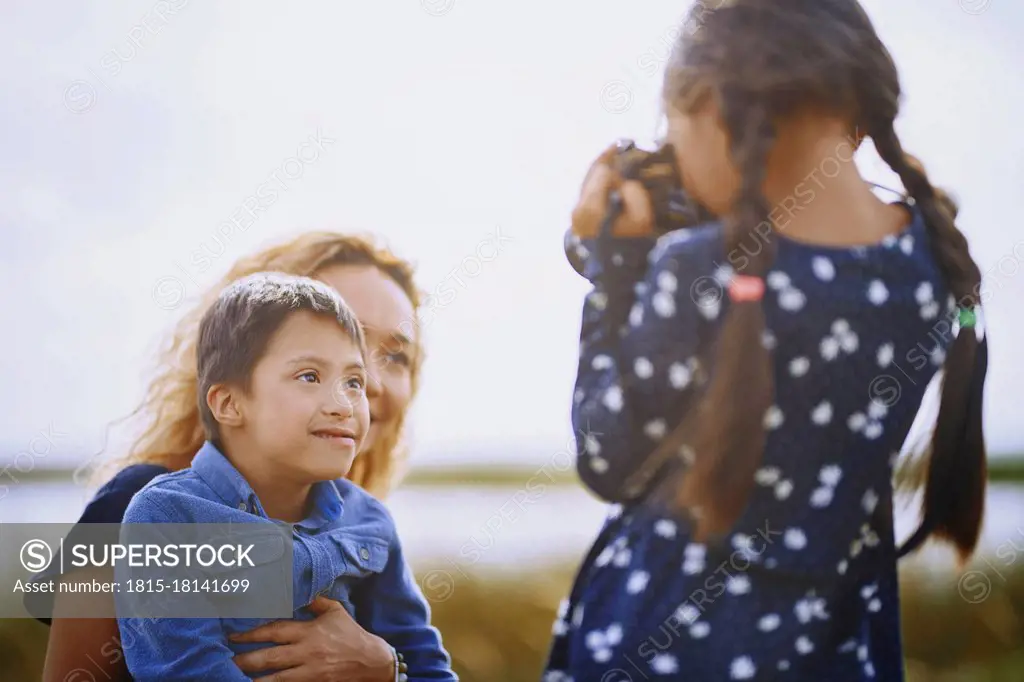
[728, 275, 765, 302]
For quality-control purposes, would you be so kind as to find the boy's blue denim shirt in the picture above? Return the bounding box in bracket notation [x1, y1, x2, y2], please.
[116, 441, 455, 681]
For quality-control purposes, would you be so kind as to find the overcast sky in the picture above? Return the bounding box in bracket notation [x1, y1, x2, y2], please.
[1, 0, 1021, 471]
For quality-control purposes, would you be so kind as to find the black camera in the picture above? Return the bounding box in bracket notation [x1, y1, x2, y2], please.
[610, 139, 715, 234]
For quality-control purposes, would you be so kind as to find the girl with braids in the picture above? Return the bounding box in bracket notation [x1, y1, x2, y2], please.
[544, 1, 987, 680]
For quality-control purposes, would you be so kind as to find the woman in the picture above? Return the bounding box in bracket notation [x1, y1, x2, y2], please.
[41, 231, 427, 682]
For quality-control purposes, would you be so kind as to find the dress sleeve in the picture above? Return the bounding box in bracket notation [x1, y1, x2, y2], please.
[566, 228, 715, 503]
[77, 464, 170, 522]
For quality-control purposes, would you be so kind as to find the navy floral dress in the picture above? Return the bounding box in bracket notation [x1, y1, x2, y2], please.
[543, 206, 954, 681]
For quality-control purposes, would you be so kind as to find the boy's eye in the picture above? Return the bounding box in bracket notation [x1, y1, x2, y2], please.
[346, 376, 366, 391]
[297, 371, 320, 383]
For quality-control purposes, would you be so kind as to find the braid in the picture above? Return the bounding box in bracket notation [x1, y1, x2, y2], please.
[672, 92, 778, 539]
[721, 92, 778, 277]
[871, 121, 987, 563]
[874, 128, 980, 300]
[904, 153, 960, 220]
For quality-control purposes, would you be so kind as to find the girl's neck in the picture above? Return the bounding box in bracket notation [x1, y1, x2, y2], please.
[760, 121, 910, 248]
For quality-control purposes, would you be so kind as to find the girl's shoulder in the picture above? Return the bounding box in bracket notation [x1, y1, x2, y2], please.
[771, 206, 949, 303]
[651, 205, 936, 274]
[79, 463, 172, 524]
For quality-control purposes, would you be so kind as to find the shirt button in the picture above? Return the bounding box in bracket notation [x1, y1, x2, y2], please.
[237, 502, 247, 511]
[359, 547, 370, 561]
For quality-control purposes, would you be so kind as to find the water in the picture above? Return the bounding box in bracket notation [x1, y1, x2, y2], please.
[2, 481, 1021, 577]
[0, 481, 610, 573]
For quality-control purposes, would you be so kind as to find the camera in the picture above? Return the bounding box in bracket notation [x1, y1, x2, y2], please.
[610, 139, 715, 234]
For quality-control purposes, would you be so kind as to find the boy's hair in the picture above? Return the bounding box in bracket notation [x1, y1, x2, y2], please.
[196, 272, 366, 441]
[660, 0, 987, 562]
[103, 231, 423, 500]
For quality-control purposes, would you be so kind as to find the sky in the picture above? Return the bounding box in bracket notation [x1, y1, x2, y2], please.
[1, 0, 1022, 471]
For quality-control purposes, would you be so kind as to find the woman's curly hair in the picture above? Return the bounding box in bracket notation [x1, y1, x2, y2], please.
[98, 231, 424, 500]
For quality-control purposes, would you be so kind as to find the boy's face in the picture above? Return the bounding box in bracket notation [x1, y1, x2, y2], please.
[234, 310, 370, 482]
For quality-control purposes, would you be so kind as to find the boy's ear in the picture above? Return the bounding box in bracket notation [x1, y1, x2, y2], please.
[207, 384, 244, 428]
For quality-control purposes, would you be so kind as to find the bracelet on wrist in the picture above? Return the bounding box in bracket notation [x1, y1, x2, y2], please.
[391, 647, 408, 682]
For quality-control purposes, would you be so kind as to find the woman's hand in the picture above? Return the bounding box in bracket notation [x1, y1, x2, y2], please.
[571, 144, 655, 239]
[230, 597, 395, 682]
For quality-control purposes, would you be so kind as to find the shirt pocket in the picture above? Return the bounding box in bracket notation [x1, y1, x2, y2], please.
[219, 530, 287, 562]
[329, 535, 390, 579]
[200, 531, 291, 621]
[202, 531, 290, 581]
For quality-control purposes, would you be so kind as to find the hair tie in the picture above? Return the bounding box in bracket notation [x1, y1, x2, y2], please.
[728, 275, 765, 303]
[957, 306, 977, 329]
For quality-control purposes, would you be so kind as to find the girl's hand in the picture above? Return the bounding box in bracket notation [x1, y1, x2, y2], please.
[230, 597, 395, 682]
[571, 145, 655, 239]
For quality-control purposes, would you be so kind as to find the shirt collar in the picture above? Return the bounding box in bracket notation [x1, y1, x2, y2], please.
[191, 441, 344, 528]
[295, 482, 344, 532]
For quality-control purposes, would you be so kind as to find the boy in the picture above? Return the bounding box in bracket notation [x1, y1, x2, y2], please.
[117, 272, 455, 680]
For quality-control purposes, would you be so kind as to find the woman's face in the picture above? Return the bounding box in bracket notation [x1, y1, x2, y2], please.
[316, 264, 417, 454]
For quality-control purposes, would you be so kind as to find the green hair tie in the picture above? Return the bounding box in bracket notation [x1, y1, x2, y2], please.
[958, 307, 977, 329]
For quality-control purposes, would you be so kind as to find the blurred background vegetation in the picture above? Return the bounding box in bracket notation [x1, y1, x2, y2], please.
[2, 460, 1024, 681]
[1, 559, 1023, 681]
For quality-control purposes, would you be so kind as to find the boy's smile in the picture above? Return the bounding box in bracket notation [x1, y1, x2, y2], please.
[310, 422, 359, 447]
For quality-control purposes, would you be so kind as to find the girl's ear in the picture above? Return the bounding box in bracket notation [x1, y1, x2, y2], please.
[207, 384, 244, 428]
